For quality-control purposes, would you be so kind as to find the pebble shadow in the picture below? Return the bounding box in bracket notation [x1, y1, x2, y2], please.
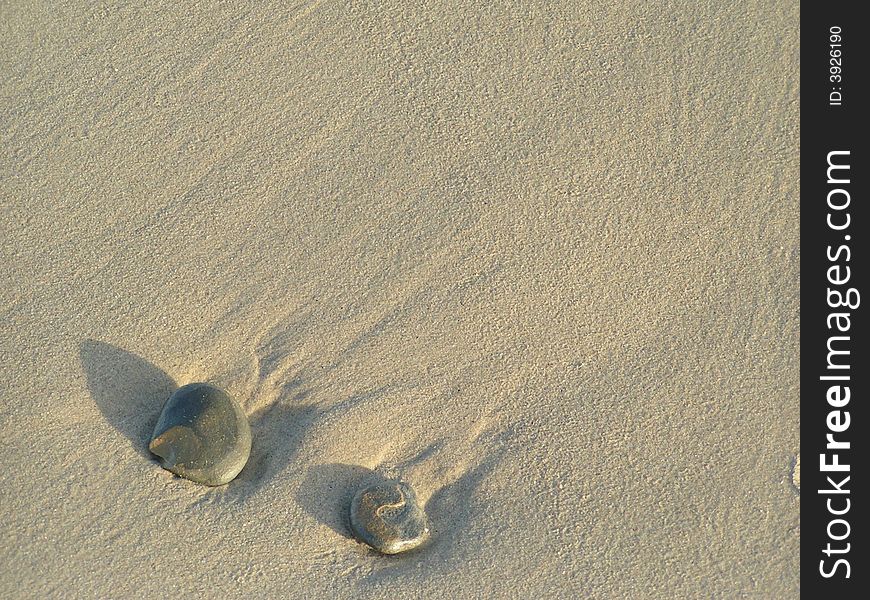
[297, 463, 385, 538]
[79, 339, 177, 459]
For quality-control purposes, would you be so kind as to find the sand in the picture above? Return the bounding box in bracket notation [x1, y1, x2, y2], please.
[1, 1, 800, 597]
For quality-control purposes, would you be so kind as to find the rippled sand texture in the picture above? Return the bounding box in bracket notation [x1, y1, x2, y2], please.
[1, 1, 799, 598]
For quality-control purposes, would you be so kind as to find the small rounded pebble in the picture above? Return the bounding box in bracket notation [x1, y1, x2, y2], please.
[792, 454, 800, 491]
[149, 383, 251, 486]
[350, 478, 429, 554]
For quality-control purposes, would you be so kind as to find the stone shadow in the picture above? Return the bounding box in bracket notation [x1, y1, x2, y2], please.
[79, 339, 176, 459]
[297, 463, 384, 538]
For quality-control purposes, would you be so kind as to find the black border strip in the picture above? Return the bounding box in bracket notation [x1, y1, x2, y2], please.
[802, 3, 867, 595]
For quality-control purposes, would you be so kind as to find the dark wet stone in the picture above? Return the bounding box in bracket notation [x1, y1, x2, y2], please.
[149, 383, 251, 486]
[349, 478, 429, 554]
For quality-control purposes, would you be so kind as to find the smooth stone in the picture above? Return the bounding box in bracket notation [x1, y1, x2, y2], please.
[349, 478, 429, 554]
[792, 453, 800, 491]
[149, 383, 251, 486]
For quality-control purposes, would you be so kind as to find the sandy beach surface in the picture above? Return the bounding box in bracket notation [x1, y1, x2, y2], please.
[1, 1, 799, 597]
